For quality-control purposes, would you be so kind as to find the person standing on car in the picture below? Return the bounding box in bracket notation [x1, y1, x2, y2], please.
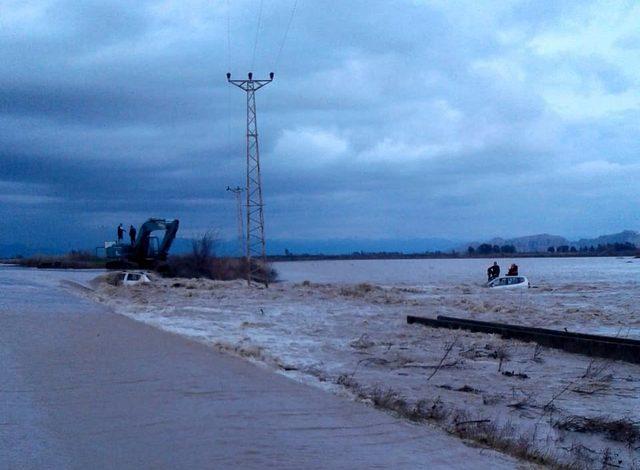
[487, 261, 500, 282]
[117, 223, 125, 243]
[129, 225, 137, 246]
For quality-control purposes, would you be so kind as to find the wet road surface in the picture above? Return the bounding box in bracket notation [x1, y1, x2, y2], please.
[0, 268, 518, 469]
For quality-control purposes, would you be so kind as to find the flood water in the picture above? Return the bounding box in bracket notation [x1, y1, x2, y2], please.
[0, 265, 102, 313]
[0, 264, 518, 469]
[80, 256, 640, 467]
[273, 256, 640, 285]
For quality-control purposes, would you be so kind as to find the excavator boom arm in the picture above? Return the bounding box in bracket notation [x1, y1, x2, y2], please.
[133, 218, 180, 262]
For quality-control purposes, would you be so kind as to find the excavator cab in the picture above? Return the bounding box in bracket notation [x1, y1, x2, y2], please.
[106, 218, 179, 269]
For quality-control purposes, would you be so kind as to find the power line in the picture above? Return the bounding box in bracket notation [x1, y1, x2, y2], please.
[226, 0, 232, 158]
[250, 0, 265, 70]
[226, 0, 231, 72]
[274, 0, 299, 70]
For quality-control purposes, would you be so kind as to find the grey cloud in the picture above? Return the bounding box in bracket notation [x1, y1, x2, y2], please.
[1, 0, 639, 251]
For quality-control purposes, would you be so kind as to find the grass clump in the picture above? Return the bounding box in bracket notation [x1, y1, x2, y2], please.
[554, 416, 640, 447]
[339, 283, 377, 297]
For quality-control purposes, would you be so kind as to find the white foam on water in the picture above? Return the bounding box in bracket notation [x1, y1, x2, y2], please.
[58, 258, 640, 467]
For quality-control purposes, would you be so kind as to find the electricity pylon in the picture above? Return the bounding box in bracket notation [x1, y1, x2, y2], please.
[226, 72, 274, 286]
[226, 185, 245, 258]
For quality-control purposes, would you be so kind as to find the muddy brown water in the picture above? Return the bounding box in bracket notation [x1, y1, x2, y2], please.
[0, 267, 517, 469]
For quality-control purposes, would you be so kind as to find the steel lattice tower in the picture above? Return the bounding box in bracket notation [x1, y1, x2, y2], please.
[226, 72, 273, 286]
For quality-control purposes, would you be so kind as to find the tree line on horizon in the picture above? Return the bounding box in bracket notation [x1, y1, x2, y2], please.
[468, 244, 517, 255]
[468, 242, 637, 255]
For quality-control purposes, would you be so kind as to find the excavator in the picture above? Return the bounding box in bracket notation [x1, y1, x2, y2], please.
[105, 218, 179, 269]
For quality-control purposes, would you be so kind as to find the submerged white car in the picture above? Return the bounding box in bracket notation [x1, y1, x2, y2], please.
[116, 271, 151, 286]
[487, 276, 530, 289]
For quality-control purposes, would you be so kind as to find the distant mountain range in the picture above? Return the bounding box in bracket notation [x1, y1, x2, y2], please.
[0, 243, 58, 258]
[108, 230, 640, 256]
[573, 230, 640, 248]
[2, 231, 639, 258]
[464, 230, 640, 253]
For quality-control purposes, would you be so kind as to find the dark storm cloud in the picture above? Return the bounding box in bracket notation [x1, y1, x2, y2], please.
[1, 0, 640, 250]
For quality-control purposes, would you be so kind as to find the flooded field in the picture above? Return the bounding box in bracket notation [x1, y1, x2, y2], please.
[273, 257, 640, 338]
[3, 265, 520, 470]
[274, 255, 640, 286]
[76, 257, 640, 468]
[4, 258, 639, 468]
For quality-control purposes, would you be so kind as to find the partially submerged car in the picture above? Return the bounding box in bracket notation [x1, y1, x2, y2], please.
[487, 276, 530, 289]
[115, 271, 151, 286]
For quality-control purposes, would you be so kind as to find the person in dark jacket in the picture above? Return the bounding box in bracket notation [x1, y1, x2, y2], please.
[507, 263, 518, 276]
[117, 223, 125, 243]
[129, 225, 137, 246]
[487, 262, 500, 282]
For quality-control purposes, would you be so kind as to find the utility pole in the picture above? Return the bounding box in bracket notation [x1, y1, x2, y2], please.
[227, 72, 273, 287]
[226, 185, 245, 258]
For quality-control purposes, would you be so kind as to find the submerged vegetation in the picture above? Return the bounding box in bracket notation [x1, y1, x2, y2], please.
[163, 254, 276, 282]
[3, 234, 277, 282]
[335, 377, 568, 468]
[6, 250, 105, 269]
[162, 233, 277, 282]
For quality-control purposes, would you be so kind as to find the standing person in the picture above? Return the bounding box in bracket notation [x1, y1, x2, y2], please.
[487, 261, 500, 282]
[117, 223, 125, 243]
[129, 225, 137, 246]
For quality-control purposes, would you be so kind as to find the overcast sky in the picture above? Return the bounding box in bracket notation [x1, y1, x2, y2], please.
[1, 0, 639, 250]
